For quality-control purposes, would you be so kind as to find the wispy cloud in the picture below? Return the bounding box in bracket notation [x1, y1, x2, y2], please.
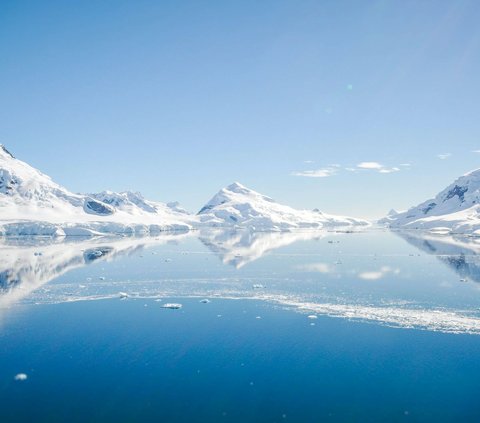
[357, 161, 384, 170]
[356, 162, 400, 174]
[292, 166, 338, 178]
[437, 153, 451, 160]
[472, 150, 480, 154]
[293, 161, 403, 178]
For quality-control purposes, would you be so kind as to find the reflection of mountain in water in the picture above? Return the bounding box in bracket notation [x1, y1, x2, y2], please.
[0, 233, 190, 308]
[3, 231, 480, 335]
[397, 232, 480, 282]
[199, 229, 326, 268]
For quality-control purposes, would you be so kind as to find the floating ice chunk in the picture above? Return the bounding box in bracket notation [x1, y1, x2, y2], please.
[14, 373, 27, 381]
[119, 292, 128, 299]
[162, 303, 182, 309]
[200, 299, 210, 303]
[99, 276, 106, 281]
[307, 315, 318, 319]
[252, 284, 265, 289]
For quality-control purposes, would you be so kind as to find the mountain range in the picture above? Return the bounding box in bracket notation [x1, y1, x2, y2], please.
[0, 145, 368, 236]
[4, 143, 480, 236]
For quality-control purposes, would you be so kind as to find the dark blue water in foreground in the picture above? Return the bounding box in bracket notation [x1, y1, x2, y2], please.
[1, 298, 480, 422]
[2, 230, 480, 421]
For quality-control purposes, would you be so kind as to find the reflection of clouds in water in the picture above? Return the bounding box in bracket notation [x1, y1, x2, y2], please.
[358, 266, 400, 281]
[297, 263, 332, 273]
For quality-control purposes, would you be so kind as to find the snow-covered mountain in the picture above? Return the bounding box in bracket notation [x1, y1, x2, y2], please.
[380, 169, 480, 234]
[0, 145, 193, 235]
[197, 182, 369, 230]
[0, 145, 369, 235]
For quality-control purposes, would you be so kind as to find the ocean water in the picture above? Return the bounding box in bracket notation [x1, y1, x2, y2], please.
[1, 229, 480, 422]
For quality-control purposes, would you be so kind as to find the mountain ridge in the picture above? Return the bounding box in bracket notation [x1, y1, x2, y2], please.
[380, 169, 480, 234]
[0, 145, 369, 235]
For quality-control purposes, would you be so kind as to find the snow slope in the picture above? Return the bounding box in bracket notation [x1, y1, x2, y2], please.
[0, 145, 193, 235]
[380, 169, 480, 234]
[197, 182, 369, 230]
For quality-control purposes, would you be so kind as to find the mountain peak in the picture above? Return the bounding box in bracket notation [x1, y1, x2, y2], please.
[225, 182, 248, 192]
[0, 144, 15, 159]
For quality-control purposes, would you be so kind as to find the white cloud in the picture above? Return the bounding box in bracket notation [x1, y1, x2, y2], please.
[293, 161, 403, 178]
[437, 153, 451, 160]
[303, 160, 314, 164]
[356, 162, 400, 174]
[472, 150, 480, 154]
[357, 161, 384, 170]
[292, 167, 338, 178]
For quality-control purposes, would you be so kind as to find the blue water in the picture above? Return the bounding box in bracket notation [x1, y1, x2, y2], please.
[1, 230, 480, 422]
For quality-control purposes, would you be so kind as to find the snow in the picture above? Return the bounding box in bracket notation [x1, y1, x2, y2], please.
[0, 144, 194, 235]
[0, 146, 369, 236]
[197, 182, 369, 230]
[162, 303, 182, 309]
[380, 168, 480, 234]
[14, 373, 28, 381]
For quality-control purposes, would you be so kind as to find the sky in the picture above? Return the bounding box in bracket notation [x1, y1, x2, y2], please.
[1, 0, 480, 219]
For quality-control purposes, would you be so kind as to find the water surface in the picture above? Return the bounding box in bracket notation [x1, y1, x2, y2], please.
[1, 229, 480, 421]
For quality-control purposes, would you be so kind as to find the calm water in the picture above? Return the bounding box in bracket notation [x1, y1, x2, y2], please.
[1, 229, 480, 422]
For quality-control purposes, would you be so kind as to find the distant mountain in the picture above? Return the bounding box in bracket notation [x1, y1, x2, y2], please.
[0, 144, 193, 235]
[197, 182, 369, 230]
[380, 169, 480, 234]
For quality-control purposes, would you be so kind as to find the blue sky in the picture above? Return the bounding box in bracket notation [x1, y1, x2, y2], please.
[1, 0, 480, 219]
